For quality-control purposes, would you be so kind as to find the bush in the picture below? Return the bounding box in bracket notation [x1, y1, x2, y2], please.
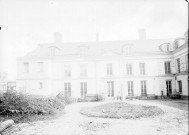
[56, 91, 73, 104]
[0, 91, 65, 119]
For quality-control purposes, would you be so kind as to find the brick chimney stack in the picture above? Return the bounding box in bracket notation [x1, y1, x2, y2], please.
[96, 32, 99, 42]
[54, 32, 62, 43]
[138, 29, 146, 40]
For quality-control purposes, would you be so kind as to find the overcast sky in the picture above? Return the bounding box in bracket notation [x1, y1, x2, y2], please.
[0, 0, 188, 80]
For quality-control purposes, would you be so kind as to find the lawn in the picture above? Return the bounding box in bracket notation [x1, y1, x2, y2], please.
[80, 102, 164, 119]
[144, 99, 188, 111]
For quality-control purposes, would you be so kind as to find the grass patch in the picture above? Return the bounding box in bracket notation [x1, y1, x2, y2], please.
[80, 102, 164, 119]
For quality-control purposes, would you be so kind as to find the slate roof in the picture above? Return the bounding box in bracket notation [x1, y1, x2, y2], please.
[18, 37, 177, 60]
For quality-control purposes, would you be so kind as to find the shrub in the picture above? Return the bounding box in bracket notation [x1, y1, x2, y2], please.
[0, 91, 65, 118]
[56, 91, 73, 104]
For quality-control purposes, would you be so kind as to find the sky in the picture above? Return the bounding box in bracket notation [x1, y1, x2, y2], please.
[0, 0, 188, 80]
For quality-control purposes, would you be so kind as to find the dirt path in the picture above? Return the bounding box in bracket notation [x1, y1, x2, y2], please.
[7, 100, 188, 135]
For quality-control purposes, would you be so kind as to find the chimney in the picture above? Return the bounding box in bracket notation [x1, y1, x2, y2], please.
[95, 32, 99, 42]
[138, 29, 146, 40]
[54, 32, 62, 43]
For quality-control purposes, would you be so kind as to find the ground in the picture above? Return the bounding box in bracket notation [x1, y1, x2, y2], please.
[2, 99, 188, 135]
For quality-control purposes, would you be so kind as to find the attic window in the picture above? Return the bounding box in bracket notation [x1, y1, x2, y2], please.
[48, 46, 60, 56]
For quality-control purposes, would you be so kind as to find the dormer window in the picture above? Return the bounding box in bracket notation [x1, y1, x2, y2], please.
[122, 45, 132, 56]
[48, 46, 60, 56]
[78, 46, 88, 57]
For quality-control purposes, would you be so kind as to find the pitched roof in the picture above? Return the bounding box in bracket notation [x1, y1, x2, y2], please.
[19, 38, 176, 59]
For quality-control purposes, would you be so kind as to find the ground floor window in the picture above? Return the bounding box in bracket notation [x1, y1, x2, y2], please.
[128, 81, 134, 96]
[107, 81, 114, 97]
[80, 82, 87, 97]
[64, 83, 71, 97]
[166, 80, 172, 96]
[178, 81, 182, 93]
[141, 80, 147, 96]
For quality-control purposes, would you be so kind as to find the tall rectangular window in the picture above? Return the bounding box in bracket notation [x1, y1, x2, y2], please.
[107, 64, 113, 75]
[176, 58, 181, 73]
[126, 64, 132, 75]
[107, 81, 114, 97]
[122, 46, 131, 56]
[80, 64, 87, 77]
[186, 54, 188, 71]
[178, 81, 182, 93]
[166, 80, 172, 96]
[139, 63, 146, 75]
[23, 62, 29, 73]
[39, 82, 43, 89]
[38, 62, 44, 72]
[64, 83, 71, 97]
[80, 82, 87, 97]
[79, 46, 87, 57]
[128, 81, 134, 96]
[141, 80, 147, 96]
[164, 61, 171, 74]
[64, 65, 71, 77]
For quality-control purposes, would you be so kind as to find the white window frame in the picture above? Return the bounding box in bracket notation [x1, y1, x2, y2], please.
[64, 82, 71, 97]
[126, 64, 132, 75]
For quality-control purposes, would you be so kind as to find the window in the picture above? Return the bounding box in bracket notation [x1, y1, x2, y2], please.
[178, 81, 182, 93]
[141, 80, 147, 96]
[107, 64, 113, 75]
[64, 83, 71, 97]
[139, 63, 146, 75]
[64, 65, 71, 77]
[186, 54, 188, 71]
[166, 80, 172, 96]
[128, 81, 134, 96]
[79, 46, 87, 57]
[38, 62, 44, 72]
[164, 61, 171, 74]
[39, 82, 43, 89]
[122, 46, 131, 56]
[107, 81, 114, 97]
[80, 82, 87, 97]
[176, 58, 181, 73]
[80, 64, 87, 77]
[23, 62, 29, 73]
[126, 64, 132, 75]
[49, 46, 60, 56]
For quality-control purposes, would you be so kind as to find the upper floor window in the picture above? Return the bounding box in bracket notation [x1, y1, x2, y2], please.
[176, 58, 181, 73]
[79, 46, 88, 57]
[107, 64, 113, 75]
[80, 64, 87, 77]
[139, 63, 146, 75]
[122, 45, 132, 56]
[23, 62, 29, 73]
[64, 65, 71, 77]
[37, 62, 44, 72]
[164, 61, 171, 74]
[126, 64, 132, 75]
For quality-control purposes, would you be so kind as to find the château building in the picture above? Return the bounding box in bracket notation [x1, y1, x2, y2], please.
[16, 30, 188, 99]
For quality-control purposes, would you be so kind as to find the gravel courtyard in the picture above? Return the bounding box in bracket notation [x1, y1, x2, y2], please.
[4, 100, 188, 135]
